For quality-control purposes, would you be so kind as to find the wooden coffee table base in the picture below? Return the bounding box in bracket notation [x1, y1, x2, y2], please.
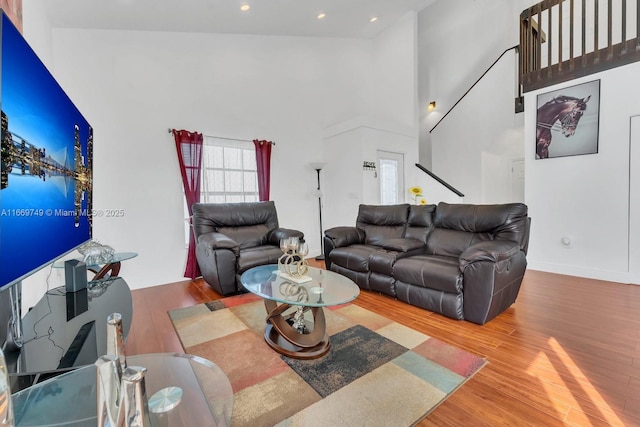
[263, 300, 330, 359]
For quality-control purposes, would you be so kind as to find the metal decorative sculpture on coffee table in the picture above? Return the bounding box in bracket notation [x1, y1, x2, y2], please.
[277, 237, 310, 281]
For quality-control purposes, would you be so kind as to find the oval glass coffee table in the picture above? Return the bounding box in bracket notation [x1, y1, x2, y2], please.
[240, 265, 360, 359]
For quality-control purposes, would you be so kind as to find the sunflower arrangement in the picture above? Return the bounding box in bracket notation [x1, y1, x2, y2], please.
[408, 186, 427, 205]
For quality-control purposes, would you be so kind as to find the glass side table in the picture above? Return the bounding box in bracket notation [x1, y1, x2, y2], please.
[7, 277, 133, 392]
[53, 252, 138, 280]
[11, 353, 233, 427]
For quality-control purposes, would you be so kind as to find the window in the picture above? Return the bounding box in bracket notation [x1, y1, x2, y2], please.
[200, 137, 259, 203]
[184, 137, 259, 244]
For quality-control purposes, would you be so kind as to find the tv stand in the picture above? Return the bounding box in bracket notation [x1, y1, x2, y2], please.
[6, 277, 133, 392]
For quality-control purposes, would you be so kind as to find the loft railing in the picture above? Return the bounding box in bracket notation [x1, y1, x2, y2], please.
[429, 46, 520, 134]
[520, 0, 640, 92]
[415, 163, 464, 198]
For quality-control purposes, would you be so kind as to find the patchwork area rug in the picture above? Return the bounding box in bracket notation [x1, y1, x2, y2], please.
[168, 294, 486, 426]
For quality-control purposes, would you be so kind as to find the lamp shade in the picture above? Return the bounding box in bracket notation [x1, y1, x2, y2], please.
[309, 162, 327, 171]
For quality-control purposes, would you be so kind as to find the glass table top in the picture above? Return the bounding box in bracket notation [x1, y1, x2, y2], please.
[11, 353, 233, 427]
[52, 252, 138, 269]
[240, 265, 360, 307]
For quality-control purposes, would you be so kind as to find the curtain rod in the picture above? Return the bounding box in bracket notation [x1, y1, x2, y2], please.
[168, 128, 275, 145]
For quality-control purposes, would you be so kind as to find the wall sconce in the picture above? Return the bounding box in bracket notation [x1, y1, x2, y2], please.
[363, 161, 377, 178]
[428, 101, 436, 111]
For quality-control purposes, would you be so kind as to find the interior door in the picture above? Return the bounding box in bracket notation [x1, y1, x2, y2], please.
[377, 151, 404, 205]
[510, 158, 525, 202]
[629, 116, 640, 284]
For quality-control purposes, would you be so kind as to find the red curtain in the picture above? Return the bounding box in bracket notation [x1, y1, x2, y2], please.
[173, 129, 204, 279]
[253, 139, 273, 201]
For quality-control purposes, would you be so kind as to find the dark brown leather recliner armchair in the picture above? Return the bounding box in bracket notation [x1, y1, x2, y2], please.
[192, 201, 304, 296]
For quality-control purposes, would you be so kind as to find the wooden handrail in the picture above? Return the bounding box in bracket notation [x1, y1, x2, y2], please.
[415, 164, 464, 198]
[520, 0, 640, 92]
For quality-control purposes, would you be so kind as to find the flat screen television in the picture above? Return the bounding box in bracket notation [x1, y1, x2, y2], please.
[0, 11, 93, 295]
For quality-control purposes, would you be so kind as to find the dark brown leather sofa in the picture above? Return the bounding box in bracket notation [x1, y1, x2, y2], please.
[323, 202, 530, 324]
[192, 201, 304, 295]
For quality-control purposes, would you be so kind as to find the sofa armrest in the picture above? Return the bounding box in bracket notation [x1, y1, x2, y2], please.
[459, 239, 527, 325]
[197, 232, 239, 254]
[195, 232, 240, 296]
[267, 228, 305, 246]
[324, 227, 365, 248]
[381, 238, 425, 253]
[459, 240, 521, 271]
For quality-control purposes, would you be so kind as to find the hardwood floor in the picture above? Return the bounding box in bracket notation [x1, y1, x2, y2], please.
[125, 262, 640, 426]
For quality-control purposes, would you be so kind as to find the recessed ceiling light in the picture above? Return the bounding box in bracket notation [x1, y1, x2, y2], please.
[317, 13, 326, 20]
[370, 17, 378, 23]
[240, 4, 250, 12]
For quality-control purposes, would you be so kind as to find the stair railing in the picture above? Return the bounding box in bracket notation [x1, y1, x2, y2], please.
[415, 163, 464, 198]
[520, 0, 640, 92]
[429, 45, 519, 134]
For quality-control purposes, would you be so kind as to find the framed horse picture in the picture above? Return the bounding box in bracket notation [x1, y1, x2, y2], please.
[536, 79, 600, 159]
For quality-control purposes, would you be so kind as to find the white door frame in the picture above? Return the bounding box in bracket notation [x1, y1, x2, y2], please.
[377, 150, 405, 205]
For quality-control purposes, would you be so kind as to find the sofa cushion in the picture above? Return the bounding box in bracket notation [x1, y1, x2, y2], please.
[330, 264, 370, 290]
[192, 201, 279, 237]
[237, 245, 282, 273]
[362, 225, 406, 246]
[434, 202, 528, 246]
[369, 272, 396, 296]
[426, 228, 491, 258]
[356, 204, 410, 246]
[395, 281, 464, 320]
[381, 238, 425, 252]
[218, 224, 270, 249]
[426, 202, 529, 258]
[369, 248, 422, 276]
[405, 204, 436, 243]
[393, 255, 463, 294]
[329, 244, 379, 273]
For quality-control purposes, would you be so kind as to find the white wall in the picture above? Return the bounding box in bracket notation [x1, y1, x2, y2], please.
[370, 12, 418, 130]
[416, 0, 530, 204]
[630, 116, 640, 284]
[0, 16, 378, 300]
[418, 0, 527, 168]
[323, 123, 418, 231]
[19, 4, 423, 297]
[46, 29, 372, 289]
[322, 14, 420, 231]
[525, 63, 640, 283]
[22, 1, 53, 67]
[428, 50, 524, 203]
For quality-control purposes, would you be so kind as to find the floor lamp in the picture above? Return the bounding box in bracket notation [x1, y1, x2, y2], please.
[309, 162, 327, 261]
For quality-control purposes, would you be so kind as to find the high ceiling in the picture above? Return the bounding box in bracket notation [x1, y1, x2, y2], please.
[40, 0, 437, 39]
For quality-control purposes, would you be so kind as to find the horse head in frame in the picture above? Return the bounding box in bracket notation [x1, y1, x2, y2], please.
[536, 95, 591, 159]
